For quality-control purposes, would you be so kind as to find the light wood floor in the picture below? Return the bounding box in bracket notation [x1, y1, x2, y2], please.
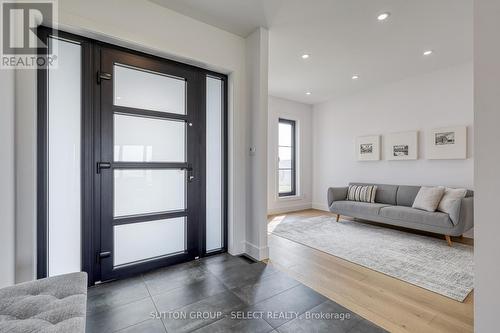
[266, 209, 473, 333]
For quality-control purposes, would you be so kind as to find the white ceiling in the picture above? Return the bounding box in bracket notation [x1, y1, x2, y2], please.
[151, 0, 472, 104]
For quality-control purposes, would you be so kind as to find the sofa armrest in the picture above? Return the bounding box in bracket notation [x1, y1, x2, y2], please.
[327, 187, 348, 207]
[448, 197, 474, 231]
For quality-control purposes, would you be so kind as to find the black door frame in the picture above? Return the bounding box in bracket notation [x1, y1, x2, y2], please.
[36, 27, 228, 285]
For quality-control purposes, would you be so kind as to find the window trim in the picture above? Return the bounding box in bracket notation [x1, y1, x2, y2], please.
[278, 118, 296, 197]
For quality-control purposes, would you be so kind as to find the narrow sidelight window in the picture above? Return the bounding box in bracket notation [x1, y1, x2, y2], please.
[278, 118, 296, 197]
[46, 37, 82, 277]
[206, 75, 224, 252]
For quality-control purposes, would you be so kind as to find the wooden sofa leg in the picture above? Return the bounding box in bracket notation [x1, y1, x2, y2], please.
[336, 214, 340, 222]
[445, 235, 452, 247]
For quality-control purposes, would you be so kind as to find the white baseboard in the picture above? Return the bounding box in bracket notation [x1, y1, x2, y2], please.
[245, 241, 269, 261]
[227, 242, 246, 256]
[267, 203, 312, 215]
[312, 202, 329, 211]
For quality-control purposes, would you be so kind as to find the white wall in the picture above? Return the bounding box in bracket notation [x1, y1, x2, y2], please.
[268, 96, 313, 215]
[245, 28, 269, 260]
[312, 63, 473, 211]
[0, 69, 15, 287]
[474, 0, 500, 330]
[13, 0, 268, 281]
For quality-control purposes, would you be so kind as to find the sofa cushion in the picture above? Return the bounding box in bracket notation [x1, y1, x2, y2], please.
[347, 184, 377, 203]
[350, 183, 398, 205]
[396, 185, 421, 207]
[330, 201, 390, 216]
[412, 186, 445, 212]
[379, 206, 453, 229]
[0, 272, 87, 333]
[438, 187, 467, 214]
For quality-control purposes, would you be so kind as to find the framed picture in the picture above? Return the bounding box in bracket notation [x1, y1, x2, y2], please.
[385, 131, 418, 160]
[426, 126, 467, 159]
[356, 135, 380, 161]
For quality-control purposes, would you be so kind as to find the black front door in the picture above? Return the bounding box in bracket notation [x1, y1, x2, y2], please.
[97, 46, 203, 281]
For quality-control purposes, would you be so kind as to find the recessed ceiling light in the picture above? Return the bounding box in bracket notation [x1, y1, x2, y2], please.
[352, 75, 360, 80]
[306, 92, 311, 95]
[377, 12, 390, 21]
[423, 50, 433, 56]
[301, 54, 310, 59]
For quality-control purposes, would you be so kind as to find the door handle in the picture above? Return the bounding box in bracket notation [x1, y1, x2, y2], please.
[97, 162, 111, 174]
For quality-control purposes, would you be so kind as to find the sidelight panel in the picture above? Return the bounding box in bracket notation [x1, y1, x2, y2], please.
[206, 76, 223, 252]
[47, 37, 82, 277]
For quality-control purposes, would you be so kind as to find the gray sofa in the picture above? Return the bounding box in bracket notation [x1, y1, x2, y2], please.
[0, 272, 87, 333]
[328, 183, 474, 245]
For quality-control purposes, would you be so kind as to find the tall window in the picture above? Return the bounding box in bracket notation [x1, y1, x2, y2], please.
[278, 118, 296, 197]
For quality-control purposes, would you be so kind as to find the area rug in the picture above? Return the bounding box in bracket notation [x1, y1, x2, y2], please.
[270, 215, 473, 302]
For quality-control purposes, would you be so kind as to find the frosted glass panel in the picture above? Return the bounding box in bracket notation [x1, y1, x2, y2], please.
[114, 217, 186, 266]
[48, 37, 82, 276]
[206, 77, 223, 251]
[114, 64, 186, 114]
[114, 169, 185, 217]
[114, 114, 185, 162]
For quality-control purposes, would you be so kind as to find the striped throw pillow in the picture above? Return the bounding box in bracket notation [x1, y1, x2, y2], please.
[347, 185, 377, 203]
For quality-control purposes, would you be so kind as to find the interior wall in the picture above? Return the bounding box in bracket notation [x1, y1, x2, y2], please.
[13, 0, 255, 282]
[267, 96, 313, 215]
[312, 63, 473, 213]
[245, 27, 269, 260]
[0, 69, 15, 287]
[474, 0, 500, 329]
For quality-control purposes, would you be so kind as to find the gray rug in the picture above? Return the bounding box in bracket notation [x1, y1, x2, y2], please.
[270, 215, 474, 302]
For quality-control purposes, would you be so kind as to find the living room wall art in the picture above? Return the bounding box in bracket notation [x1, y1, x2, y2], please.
[356, 135, 380, 161]
[385, 131, 418, 160]
[426, 126, 467, 159]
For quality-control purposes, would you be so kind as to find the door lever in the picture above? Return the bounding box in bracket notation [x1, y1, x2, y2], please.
[97, 162, 111, 174]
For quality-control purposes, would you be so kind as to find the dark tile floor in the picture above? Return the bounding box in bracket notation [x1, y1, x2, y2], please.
[86, 254, 386, 333]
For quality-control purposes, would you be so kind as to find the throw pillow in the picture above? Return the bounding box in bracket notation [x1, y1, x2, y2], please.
[412, 186, 445, 212]
[347, 185, 377, 203]
[438, 187, 467, 214]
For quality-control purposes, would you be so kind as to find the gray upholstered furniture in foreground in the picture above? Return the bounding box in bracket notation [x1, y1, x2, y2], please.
[328, 183, 474, 245]
[0, 272, 87, 333]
